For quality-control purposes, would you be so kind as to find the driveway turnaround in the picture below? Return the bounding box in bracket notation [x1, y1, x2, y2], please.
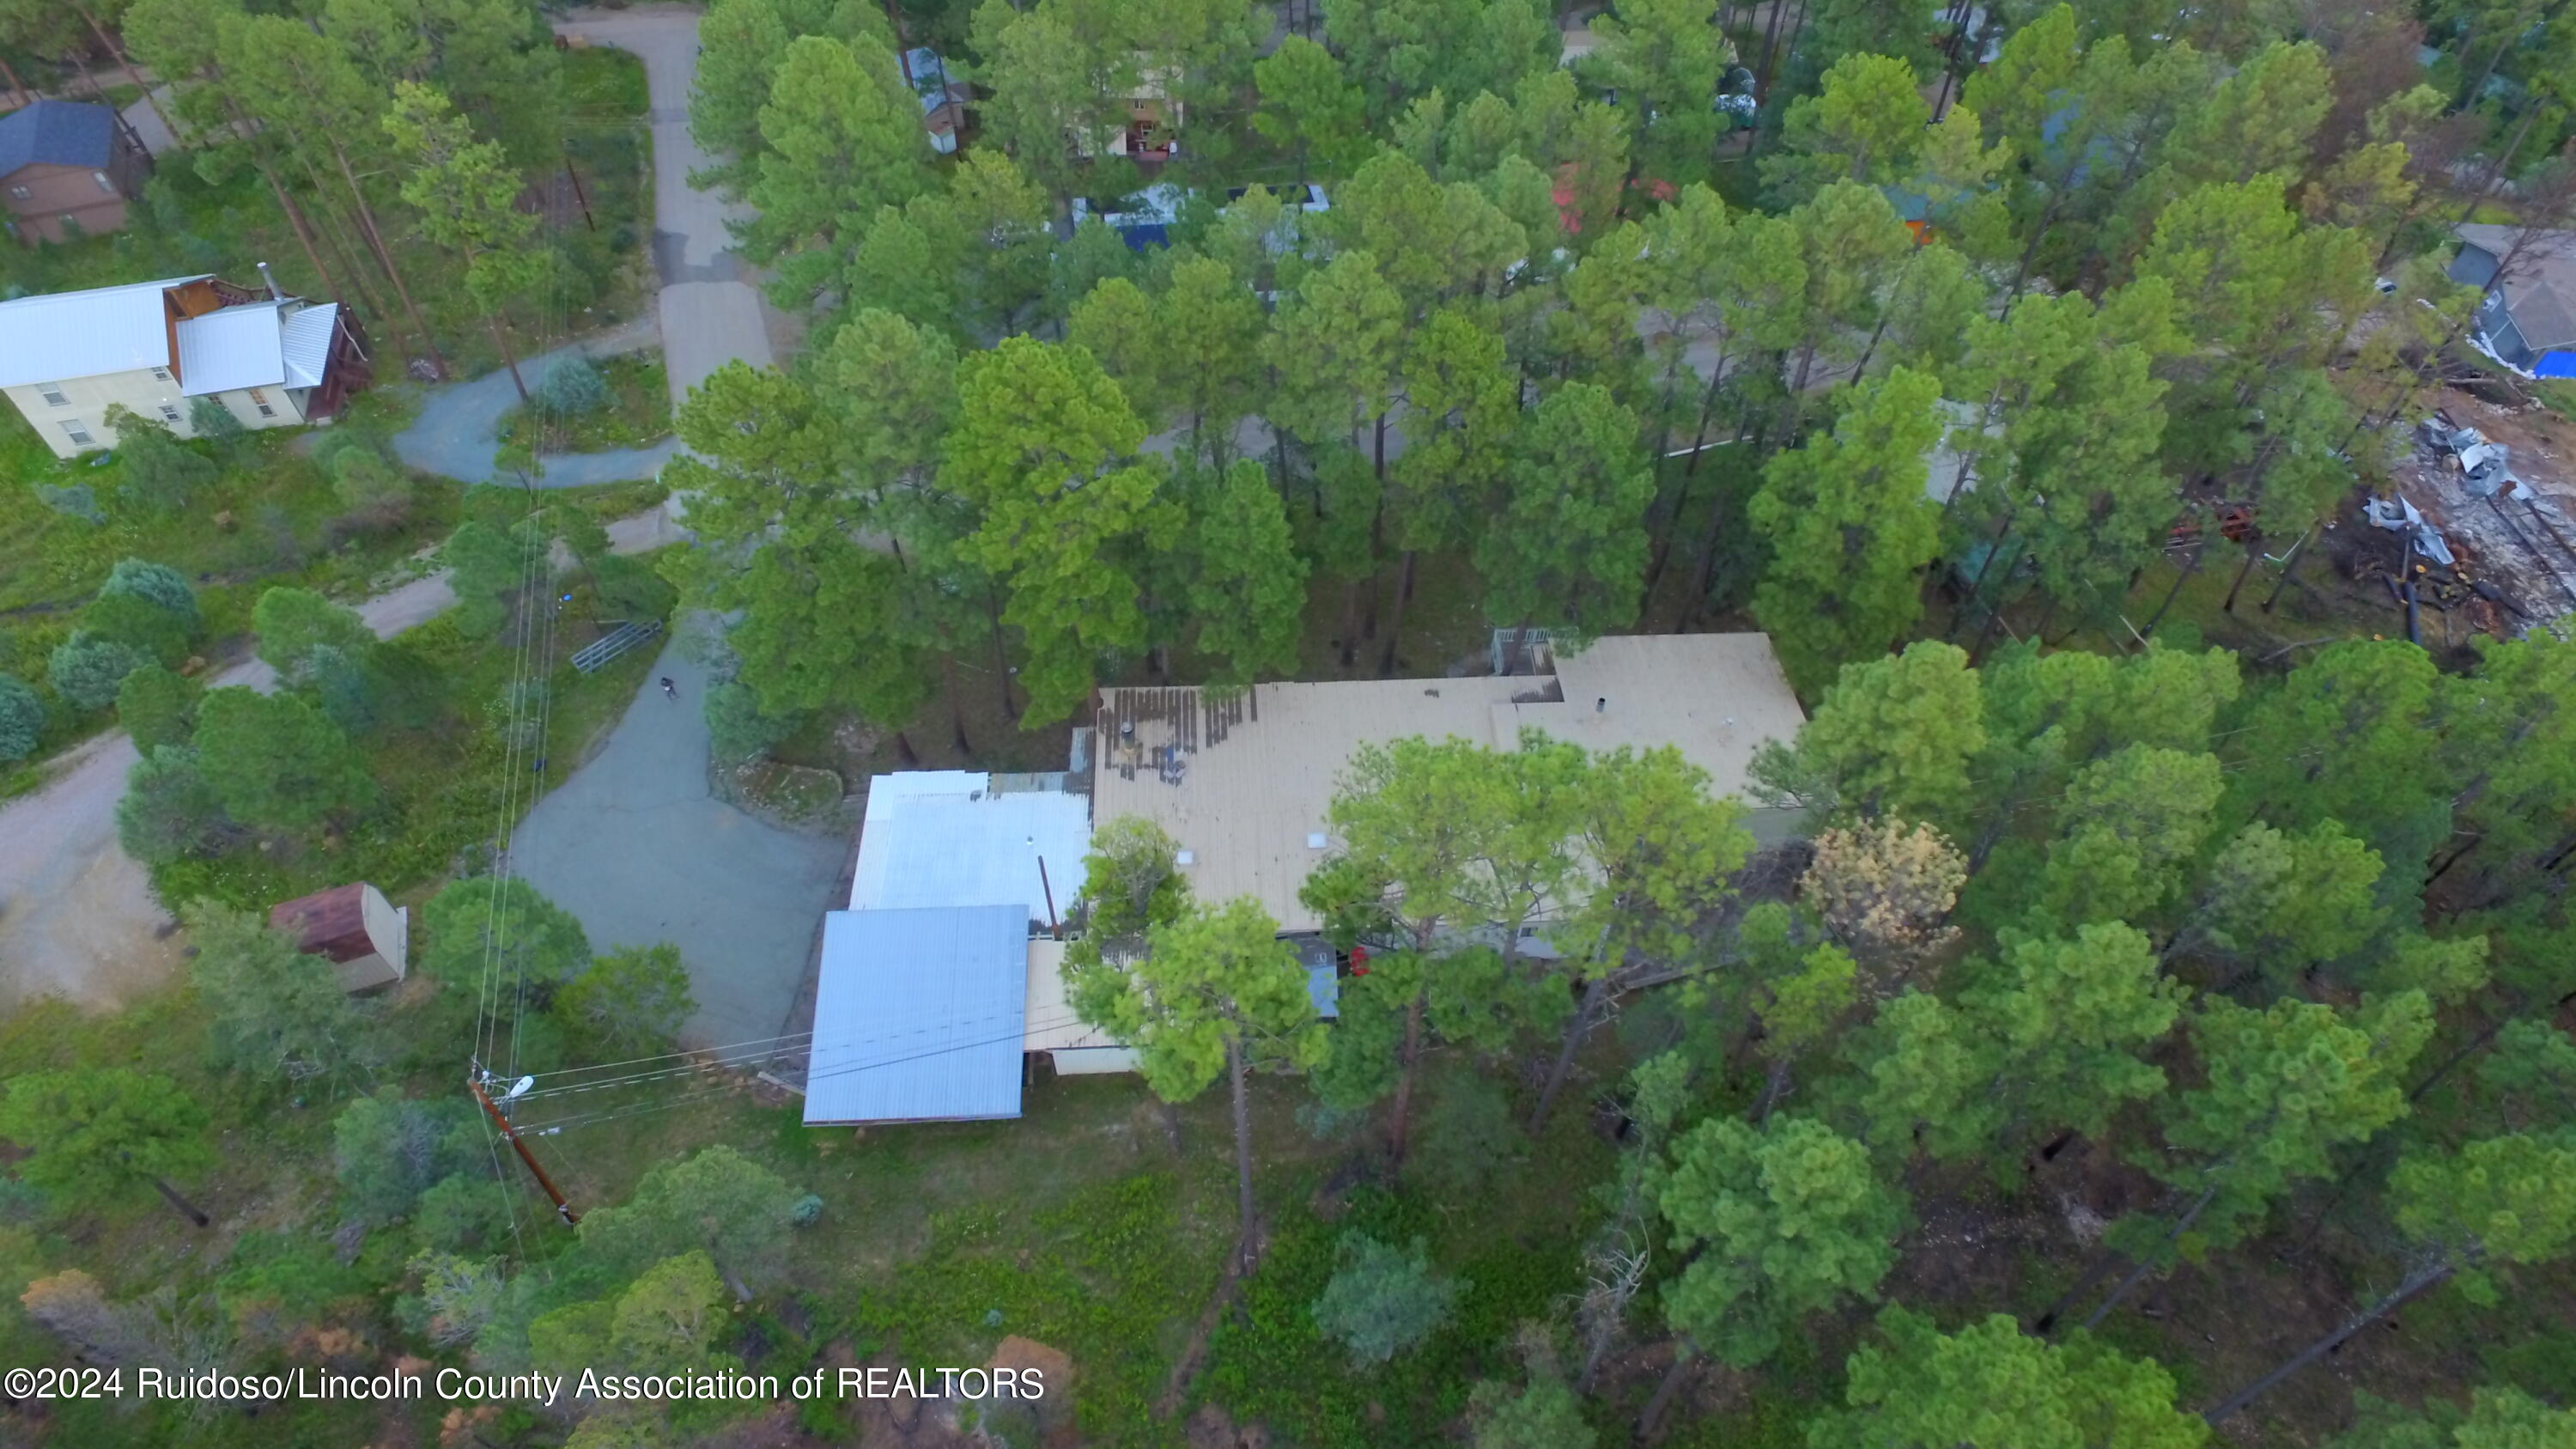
[507, 622, 846, 1049]
[391, 320, 679, 487]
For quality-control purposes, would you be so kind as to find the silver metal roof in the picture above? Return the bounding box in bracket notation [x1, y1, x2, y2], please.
[174, 300, 289, 397]
[802, 905, 1030, 1124]
[279, 302, 339, 388]
[847, 771, 1093, 930]
[0, 276, 204, 389]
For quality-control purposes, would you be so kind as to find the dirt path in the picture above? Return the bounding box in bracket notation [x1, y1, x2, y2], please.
[0, 511, 676, 1016]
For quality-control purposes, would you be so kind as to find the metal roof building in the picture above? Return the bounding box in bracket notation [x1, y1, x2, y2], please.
[0, 274, 207, 390]
[0, 99, 114, 175]
[848, 770, 1093, 930]
[803, 904, 1031, 1124]
[1091, 634, 1807, 933]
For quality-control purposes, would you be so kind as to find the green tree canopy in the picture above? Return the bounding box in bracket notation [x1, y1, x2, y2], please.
[1816, 1307, 2207, 1449]
[555, 944, 696, 1060]
[1653, 1114, 1905, 1368]
[192, 687, 378, 833]
[0, 1068, 215, 1227]
[185, 902, 367, 1088]
[1311, 1232, 1460, 1366]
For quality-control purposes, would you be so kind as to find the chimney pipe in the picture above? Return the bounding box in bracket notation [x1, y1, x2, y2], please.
[256, 261, 282, 301]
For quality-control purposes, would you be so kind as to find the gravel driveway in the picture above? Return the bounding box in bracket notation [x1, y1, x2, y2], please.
[555, 5, 781, 405]
[509, 622, 845, 1049]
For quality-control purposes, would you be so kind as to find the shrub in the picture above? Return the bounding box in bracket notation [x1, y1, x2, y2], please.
[303, 643, 382, 734]
[789, 1194, 824, 1227]
[116, 745, 231, 863]
[537, 356, 611, 417]
[47, 630, 150, 712]
[115, 665, 200, 752]
[415, 1174, 513, 1253]
[32, 484, 105, 525]
[0, 673, 45, 763]
[704, 678, 793, 762]
[80, 593, 191, 667]
[593, 552, 675, 622]
[193, 687, 378, 833]
[1311, 1233, 1459, 1367]
[103, 405, 217, 513]
[252, 587, 374, 679]
[100, 558, 200, 632]
[1414, 1074, 1524, 1201]
[187, 395, 246, 449]
[442, 521, 525, 638]
[554, 942, 696, 1058]
[330, 448, 412, 522]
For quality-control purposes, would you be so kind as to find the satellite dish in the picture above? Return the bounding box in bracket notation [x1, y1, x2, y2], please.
[501, 1075, 536, 1104]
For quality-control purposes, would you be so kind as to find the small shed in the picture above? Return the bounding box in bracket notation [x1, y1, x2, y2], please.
[803, 904, 1030, 1124]
[268, 882, 410, 993]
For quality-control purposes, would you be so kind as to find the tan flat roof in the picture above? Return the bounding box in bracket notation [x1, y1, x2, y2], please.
[1091, 635, 1806, 932]
[1024, 939, 1127, 1052]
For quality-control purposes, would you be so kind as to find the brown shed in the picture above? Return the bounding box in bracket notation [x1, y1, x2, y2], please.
[269, 882, 410, 993]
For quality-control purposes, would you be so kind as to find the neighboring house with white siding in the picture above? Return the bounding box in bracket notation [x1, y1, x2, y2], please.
[0, 271, 371, 459]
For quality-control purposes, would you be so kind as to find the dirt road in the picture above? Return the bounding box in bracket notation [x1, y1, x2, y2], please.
[0, 511, 675, 1015]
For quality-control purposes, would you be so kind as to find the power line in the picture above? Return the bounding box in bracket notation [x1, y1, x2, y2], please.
[514, 1003, 1095, 1103]
[513, 1008, 1097, 1135]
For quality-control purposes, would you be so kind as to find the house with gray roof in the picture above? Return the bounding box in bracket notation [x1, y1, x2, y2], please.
[0, 272, 371, 458]
[0, 99, 146, 245]
[2451, 223, 2576, 378]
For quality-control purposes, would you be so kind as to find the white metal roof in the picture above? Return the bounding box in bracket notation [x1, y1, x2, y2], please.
[279, 302, 338, 388]
[802, 905, 1030, 1123]
[174, 300, 289, 397]
[0, 276, 204, 389]
[847, 771, 1094, 930]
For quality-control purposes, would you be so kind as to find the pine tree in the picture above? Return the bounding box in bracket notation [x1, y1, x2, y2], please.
[1747, 366, 1945, 692]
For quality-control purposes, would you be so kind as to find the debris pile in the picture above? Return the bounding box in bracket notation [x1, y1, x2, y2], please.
[2379, 411, 2576, 631]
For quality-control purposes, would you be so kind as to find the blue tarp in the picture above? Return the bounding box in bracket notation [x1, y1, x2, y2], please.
[2536, 352, 2576, 381]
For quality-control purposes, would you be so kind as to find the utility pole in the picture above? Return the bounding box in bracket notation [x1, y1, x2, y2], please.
[470, 1065, 580, 1226]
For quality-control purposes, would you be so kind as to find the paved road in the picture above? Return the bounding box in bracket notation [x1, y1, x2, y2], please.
[391, 320, 680, 487]
[556, 5, 780, 406]
[510, 621, 844, 1048]
[0, 514, 667, 1015]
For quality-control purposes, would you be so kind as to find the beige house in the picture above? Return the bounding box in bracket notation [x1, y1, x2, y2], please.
[0, 272, 371, 459]
[0, 100, 147, 246]
[1091, 634, 1812, 935]
[1067, 60, 1182, 161]
[269, 881, 411, 994]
